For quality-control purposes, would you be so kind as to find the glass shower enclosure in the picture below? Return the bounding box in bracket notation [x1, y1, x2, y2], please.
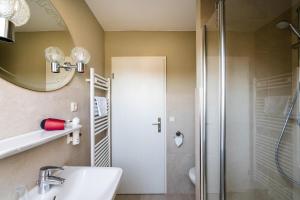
[198, 0, 300, 199]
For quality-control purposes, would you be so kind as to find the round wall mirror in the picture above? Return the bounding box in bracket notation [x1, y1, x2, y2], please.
[0, 0, 75, 92]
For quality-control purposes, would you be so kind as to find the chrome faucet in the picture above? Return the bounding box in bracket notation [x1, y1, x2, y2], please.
[37, 166, 65, 194]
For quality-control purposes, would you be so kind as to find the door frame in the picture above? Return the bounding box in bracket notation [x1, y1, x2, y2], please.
[111, 56, 167, 193]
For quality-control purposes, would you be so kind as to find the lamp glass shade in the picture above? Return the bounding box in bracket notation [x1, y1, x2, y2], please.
[71, 47, 91, 64]
[45, 46, 65, 64]
[10, 0, 30, 26]
[0, 0, 16, 18]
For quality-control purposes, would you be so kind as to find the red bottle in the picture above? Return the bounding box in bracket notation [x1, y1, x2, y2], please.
[40, 118, 65, 131]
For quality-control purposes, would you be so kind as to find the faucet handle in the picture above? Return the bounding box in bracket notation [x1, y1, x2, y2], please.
[40, 166, 64, 176]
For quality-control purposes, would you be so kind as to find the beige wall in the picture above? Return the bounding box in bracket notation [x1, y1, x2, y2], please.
[0, 0, 104, 199]
[105, 31, 196, 194]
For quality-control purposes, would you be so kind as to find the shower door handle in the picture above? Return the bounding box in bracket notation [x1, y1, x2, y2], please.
[152, 117, 161, 133]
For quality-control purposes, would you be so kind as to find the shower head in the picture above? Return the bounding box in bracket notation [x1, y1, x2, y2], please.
[276, 20, 300, 39]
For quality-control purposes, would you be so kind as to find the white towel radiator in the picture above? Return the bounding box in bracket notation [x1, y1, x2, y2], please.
[86, 68, 111, 167]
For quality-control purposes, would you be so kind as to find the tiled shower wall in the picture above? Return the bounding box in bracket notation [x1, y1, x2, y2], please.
[252, 6, 300, 200]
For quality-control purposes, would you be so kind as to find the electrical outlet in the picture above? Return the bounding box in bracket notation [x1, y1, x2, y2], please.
[70, 102, 78, 112]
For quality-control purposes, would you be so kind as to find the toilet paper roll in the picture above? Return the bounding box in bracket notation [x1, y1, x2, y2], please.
[174, 131, 184, 147]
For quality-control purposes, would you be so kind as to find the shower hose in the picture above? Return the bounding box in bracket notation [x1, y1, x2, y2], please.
[275, 84, 300, 185]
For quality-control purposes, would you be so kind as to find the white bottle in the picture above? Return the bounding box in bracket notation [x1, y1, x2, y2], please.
[72, 117, 80, 145]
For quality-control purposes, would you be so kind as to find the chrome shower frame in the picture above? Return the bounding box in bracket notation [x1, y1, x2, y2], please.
[218, 0, 226, 199]
[199, 25, 207, 200]
[199, 0, 226, 200]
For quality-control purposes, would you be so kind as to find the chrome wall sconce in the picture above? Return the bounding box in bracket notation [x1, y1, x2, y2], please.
[0, 0, 30, 42]
[45, 47, 91, 73]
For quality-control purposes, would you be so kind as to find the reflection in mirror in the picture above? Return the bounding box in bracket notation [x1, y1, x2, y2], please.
[0, 0, 74, 91]
[45, 46, 91, 73]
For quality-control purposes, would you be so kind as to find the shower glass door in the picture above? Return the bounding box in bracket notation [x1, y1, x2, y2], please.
[224, 0, 300, 199]
[200, 2, 221, 199]
[200, 0, 300, 199]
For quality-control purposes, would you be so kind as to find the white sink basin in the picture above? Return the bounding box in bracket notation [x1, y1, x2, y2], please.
[28, 166, 122, 200]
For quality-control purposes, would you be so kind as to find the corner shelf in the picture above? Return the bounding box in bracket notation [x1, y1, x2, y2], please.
[0, 125, 82, 160]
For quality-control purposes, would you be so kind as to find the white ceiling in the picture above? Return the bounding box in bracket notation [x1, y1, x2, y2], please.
[84, 0, 196, 31]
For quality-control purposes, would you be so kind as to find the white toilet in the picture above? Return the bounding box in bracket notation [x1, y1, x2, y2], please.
[189, 167, 196, 185]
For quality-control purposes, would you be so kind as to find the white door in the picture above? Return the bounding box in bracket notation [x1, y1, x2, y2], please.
[112, 57, 166, 194]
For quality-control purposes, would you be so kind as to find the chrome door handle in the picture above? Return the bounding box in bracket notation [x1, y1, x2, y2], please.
[152, 117, 161, 133]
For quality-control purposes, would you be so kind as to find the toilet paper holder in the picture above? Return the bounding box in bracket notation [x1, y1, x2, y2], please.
[176, 131, 184, 137]
[174, 131, 184, 147]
